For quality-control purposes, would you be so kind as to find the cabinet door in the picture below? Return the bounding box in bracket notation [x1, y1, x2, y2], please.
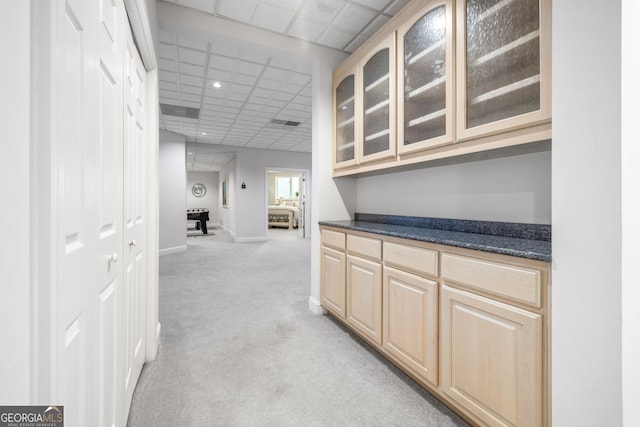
[383, 267, 438, 386]
[456, 0, 551, 140]
[398, 1, 454, 154]
[359, 34, 396, 164]
[333, 71, 357, 169]
[441, 285, 542, 427]
[321, 246, 346, 319]
[347, 255, 382, 346]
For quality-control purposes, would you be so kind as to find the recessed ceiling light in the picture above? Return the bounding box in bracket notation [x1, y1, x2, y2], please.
[212, 81, 222, 88]
[188, 151, 193, 154]
[201, 132, 207, 135]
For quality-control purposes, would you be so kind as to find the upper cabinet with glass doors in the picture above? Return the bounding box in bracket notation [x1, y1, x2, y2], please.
[359, 34, 397, 164]
[398, 1, 454, 155]
[333, 63, 357, 170]
[331, 0, 551, 176]
[456, 0, 551, 140]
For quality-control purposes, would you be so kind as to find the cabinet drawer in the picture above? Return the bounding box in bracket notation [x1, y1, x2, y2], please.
[442, 253, 541, 308]
[383, 242, 438, 277]
[347, 234, 381, 260]
[321, 229, 345, 251]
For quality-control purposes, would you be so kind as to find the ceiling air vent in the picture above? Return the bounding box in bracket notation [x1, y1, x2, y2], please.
[267, 119, 301, 129]
[160, 103, 200, 119]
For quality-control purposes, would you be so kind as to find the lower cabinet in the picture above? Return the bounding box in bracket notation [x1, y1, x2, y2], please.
[383, 266, 438, 386]
[319, 227, 549, 427]
[440, 285, 542, 427]
[320, 245, 346, 319]
[347, 255, 383, 345]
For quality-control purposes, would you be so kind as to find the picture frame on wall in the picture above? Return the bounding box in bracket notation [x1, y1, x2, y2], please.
[222, 179, 229, 208]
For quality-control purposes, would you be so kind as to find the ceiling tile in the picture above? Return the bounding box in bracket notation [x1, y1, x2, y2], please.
[301, 0, 344, 24]
[179, 63, 205, 76]
[158, 43, 178, 60]
[179, 0, 215, 13]
[178, 47, 207, 65]
[229, 83, 252, 95]
[180, 75, 204, 87]
[180, 85, 202, 95]
[269, 57, 295, 70]
[333, 3, 376, 32]
[207, 70, 232, 84]
[218, 0, 258, 23]
[159, 71, 178, 83]
[279, 83, 302, 94]
[316, 27, 355, 50]
[237, 61, 264, 76]
[158, 58, 178, 72]
[252, 88, 274, 98]
[233, 74, 258, 86]
[209, 56, 237, 72]
[262, 67, 287, 81]
[225, 92, 247, 102]
[287, 16, 326, 42]
[263, 0, 303, 12]
[256, 79, 281, 90]
[159, 81, 178, 91]
[252, 4, 295, 33]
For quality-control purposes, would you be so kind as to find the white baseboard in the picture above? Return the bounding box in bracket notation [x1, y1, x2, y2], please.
[159, 245, 186, 256]
[308, 296, 327, 315]
[234, 236, 267, 243]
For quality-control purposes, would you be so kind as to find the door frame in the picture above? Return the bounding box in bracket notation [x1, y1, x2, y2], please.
[264, 167, 311, 239]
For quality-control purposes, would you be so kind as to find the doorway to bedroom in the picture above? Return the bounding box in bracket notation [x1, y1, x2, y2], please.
[266, 169, 308, 240]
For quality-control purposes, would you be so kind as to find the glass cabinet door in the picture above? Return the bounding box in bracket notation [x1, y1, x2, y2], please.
[360, 34, 396, 163]
[399, 2, 453, 154]
[458, 0, 550, 139]
[334, 74, 356, 167]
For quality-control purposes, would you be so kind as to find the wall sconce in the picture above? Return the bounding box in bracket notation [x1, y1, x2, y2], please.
[241, 182, 246, 189]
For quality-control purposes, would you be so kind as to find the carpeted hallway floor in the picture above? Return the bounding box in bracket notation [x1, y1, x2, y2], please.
[127, 228, 469, 426]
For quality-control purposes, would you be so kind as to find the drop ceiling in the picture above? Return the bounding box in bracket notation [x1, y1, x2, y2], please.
[157, 0, 410, 170]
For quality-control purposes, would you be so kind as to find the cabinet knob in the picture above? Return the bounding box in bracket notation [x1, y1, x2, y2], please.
[107, 252, 118, 263]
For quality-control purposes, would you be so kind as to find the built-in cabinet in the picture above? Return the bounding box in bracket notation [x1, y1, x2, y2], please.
[332, 0, 551, 176]
[319, 226, 550, 427]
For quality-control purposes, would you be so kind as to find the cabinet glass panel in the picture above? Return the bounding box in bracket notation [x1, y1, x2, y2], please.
[362, 49, 390, 157]
[335, 75, 355, 164]
[466, 0, 540, 129]
[403, 6, 447, 145]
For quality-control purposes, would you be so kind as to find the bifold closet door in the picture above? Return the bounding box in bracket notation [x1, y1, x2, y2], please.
[122, 24, 148, 416]
[53, 0, 147, 425]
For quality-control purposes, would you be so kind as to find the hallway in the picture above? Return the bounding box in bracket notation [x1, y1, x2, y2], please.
[127, 229, 468, 426]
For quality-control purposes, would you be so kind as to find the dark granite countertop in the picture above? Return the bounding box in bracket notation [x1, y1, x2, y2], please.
[319, 214, 551, 262]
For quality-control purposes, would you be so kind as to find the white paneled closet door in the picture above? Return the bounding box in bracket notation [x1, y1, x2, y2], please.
[52, 0, 147, 425]
[122, 26, 147, 416]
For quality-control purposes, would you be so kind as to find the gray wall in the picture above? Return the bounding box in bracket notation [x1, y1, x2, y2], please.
[356, 149, 551, 224]
[187, 171, 219, 225]
[235, 147, 311, 241]
[159, 130, 186, 255]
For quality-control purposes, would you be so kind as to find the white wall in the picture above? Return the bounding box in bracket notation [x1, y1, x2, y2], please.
[0, 0, 32, 404]
[187, 171, 219, 224]
[159, 130, 186, 255]
[553, 0, 624, 425]
[621, 1, 640, 424]
[218, 157, 236, 235]
[309, 57, 358, 314]
[235, 147, 311, 241]
[357, 149, 551, 224]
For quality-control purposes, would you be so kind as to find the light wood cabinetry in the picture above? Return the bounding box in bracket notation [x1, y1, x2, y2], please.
[383, 266, 438, 386]
[320, 229, 347, 318]
[319, 226, 550, 427]
[397, 1, 454, 154]
[440, 285, 542, 427]
[332, 0, 551, 177]
[456, 0, 551, 142]
[347, 255, 383, 345]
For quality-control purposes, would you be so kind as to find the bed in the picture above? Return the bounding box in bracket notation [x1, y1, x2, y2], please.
[268, 201, 300, 229]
